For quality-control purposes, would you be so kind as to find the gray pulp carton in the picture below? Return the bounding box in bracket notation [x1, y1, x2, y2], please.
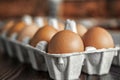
[15, 37, 30, 63]
[82, 47, 118, 75]
[13, 41, 30, 63]
[1, 37, 17, 57]
[0, 19, 119, 79]
[27, 44, 47, 71]
[0, 36, 3, 52]
[0, 32, 119, 79]
[44, 52, 85, 80]
[5, 33, 18, 57]
[6, 39, 15, 57]
[5, 38, 48, 71]
[44, 47, 119, 80]
[0, 36, 7, 53]
[109, 30, 120, 66]
[0, 31, 10, 54]
[1, 32, 17, 57]
[26, 17, 60, 70]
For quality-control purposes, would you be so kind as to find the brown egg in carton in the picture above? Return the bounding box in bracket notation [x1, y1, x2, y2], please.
[18, 19, 119, 79]
[0, 18, 119, 80]
[12, 17, 63, 70]
[84, 18, 120, 66]
[79, 18, 120, 66]
[28, 18, 62, 70]
[43, 20, 119, 80]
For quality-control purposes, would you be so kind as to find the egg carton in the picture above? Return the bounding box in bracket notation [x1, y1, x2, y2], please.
[3, 37, 48, 71]
[27, 44, 47, 71]
[14, 38, 47, 70]
[82, 47, 118, 75]
[0, 34, 120, 80]
[0, 32, 10, 55]
[5, 33, 18, 57]
[0, 36, 4, 48]
[9, 40, 29, 63]
[0, 35, 15, 57]
[13, 37, 31, 63]
[109, 30, 120, 66]
[44, 47, 119, 80]
[4, 38, 30, 66]
[0, 26, 119, 80]
[44, 52, 85, 80]
[0, 36, 7, 54]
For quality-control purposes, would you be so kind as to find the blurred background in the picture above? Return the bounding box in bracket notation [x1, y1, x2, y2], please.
[0, 0, 119, 20]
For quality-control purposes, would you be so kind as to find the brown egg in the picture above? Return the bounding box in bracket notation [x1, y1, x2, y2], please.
[48, 30, 84, 54]
[82, 27, 114, 49]
[0, 20, 15, 34]
[17, 24, 39, 42]
[7, 21, 26, 38]
[77, 24, 87, 37]
[29, 25, 58, 47]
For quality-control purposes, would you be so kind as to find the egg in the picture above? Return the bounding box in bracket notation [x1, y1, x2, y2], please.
[0, 20, 15, 34]
[29, 25, 58, 47]
[17, 24, 39, 42]
[7, 21, 26, 38]
[48, 30, 84, 54]
[82, 27, 114, 49]
[77, 24, 87, 37]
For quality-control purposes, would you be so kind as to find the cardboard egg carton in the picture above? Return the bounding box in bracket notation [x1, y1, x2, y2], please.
[45, 52, 85, 80]
[45, 47, 119, 80]
[27, 43, 47, 71]
[0, 32, 17, 57]
[5, 33, 19, 57]
[5, 37, 47, 71]
[0, 19, 120, 80]
[0, 36, 7, 54]
[11, 40, 29, 63]
[82, 47, 118, 75]
[0, 35, 119, 79]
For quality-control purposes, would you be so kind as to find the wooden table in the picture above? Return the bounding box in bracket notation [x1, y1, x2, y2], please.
[0, 52, 120, 80]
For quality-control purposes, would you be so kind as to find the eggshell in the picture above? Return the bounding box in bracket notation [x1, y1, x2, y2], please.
[0, 20, 15, 34]
[77, 24, 87, 37]
[82, 27, 114, 49]
[29, 25, 58, 47]
[48, 30, 84, 54]
[7, 21, 25, 38]
[17, 24, 39, 42]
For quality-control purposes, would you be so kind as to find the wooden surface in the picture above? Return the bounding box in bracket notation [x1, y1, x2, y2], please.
[0, 52, 120, 80]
